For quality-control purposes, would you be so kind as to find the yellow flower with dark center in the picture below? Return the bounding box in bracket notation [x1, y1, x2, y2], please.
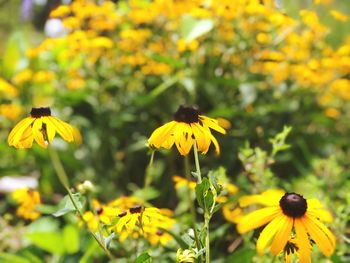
[8, 107, 81, 148]
[148, 105, 226, 156]
[236, 190, 335, 259]
[12, 188, 41, 220]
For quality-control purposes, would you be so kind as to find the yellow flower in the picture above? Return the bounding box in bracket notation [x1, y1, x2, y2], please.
[222, 204, 242, 224]
[8, 107, 81, 148]
[12, 188, 41, 220]
[148, 105, 226, 156]
[0, 78, 18, 97]
[176, 248, 196, 263]
[0, 104, 22, 120]
[330, 10, 348, 22]
[237, 190, 335, 259]
[173, 175, 196, 190]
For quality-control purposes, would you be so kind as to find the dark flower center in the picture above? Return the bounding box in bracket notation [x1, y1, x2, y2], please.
[174, 105, 200, 124]
[129, 205, 142, 214]
[95, 207, 103, 215]
[118, 211, 127, 217]
[279, 193, 307, 218]
[156, 229, 163, 236]
[30, 107, 51, 118]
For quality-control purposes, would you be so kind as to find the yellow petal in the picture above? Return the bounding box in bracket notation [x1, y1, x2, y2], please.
[256, 214, 285, 255]
[148, 121, 177, 148]
[46, 116, 74, 142]
[42, 117, 56, 143]
[173, 123, 193, 155]
[210, 133, 220, 155]
[302, 215, 335, 256]
[191, 123, 211, 153]
[200, 115, 226, 134]
[239, 189, 284, 207]
[72, 126, 82, 144]
[294, 219, 311, 263]
[270, 216, 293, 255]
[8, 117, 35, 146]
[237, 207, 281, 234]
[17, 125, 34, 148]
[32, 118, 47, 148]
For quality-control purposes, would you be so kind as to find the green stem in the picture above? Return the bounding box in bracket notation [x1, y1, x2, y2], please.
[184, 156, 202, 257]
[193, 143, 202, 183]
[144, 150, 155, 188]
[193, 144, 212, 262]
[47, 146, 112, 259]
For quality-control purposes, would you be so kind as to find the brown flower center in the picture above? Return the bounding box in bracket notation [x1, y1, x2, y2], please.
[129, 205, 142, 214]
[174, 105, 200, 124]
[279, 193, 307, 218]
[30, 107, 51, 118]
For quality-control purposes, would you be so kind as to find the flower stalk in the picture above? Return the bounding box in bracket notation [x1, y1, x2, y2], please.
[47, 146, 112, 259]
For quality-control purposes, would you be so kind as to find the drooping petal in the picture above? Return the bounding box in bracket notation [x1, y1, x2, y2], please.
[199, 115, 226, 134]
[17, 125, 34, 148]
[302, 215, 336, 257]
[270, 216, 293, 255]
[8, 117, 35, 146]
[294, 218, 312, 263]
[237, 207, 281, 234]
[209, 133, 220, 155]
[191, 123, 211, 153]
[173, 123, 193, 155]
[43, 117, 56, 143]
[32, 118, 47, 148]
[256, 214, 285, 254]
[46, 116, 74, 142]
[148, 121, 177, 148]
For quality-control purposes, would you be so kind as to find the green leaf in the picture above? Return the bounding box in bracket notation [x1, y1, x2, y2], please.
[63, 225, 80, 254]
[135, 252, 152, 263]
[195, 178, 213, 209]
[1, 32, 28, 78]
[181, 15, 214, 42]
[25, 232, 65, 254]
[224, 248, 256, 263]
[0, 253, 31, 263]
[52, 193, 84, 217]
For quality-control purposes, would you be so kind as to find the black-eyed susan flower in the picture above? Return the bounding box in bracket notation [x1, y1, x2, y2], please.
[236, 190, 335, 260]
[148, 105, 226, 156]
[11, 188, 41, 220]
[8, 107, 81, 148]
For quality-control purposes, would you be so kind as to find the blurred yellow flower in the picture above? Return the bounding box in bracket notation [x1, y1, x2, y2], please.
[176, 248, 196, 263]
[12, 188, 41, 220]
[148, 105, 226, 155]
[12, 69, 33, 85]
[173, 175, 196, 190]
[330, 10, 349, 22]
[0, 104, 22, 120]
[237, 190, 335, 259]
[325, 107, 340, 119]
[8, 107, 81, 148]
[0, 78, 18, 97]
[330, 79, 350, 100]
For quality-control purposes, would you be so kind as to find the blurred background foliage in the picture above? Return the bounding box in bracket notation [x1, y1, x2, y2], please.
[0, 0, 349, 262]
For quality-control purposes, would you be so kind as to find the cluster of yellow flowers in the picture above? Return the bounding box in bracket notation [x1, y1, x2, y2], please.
[82, 196, 175, 246]
[11, 188, 41, 220]
[11, 0, 347, 118]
